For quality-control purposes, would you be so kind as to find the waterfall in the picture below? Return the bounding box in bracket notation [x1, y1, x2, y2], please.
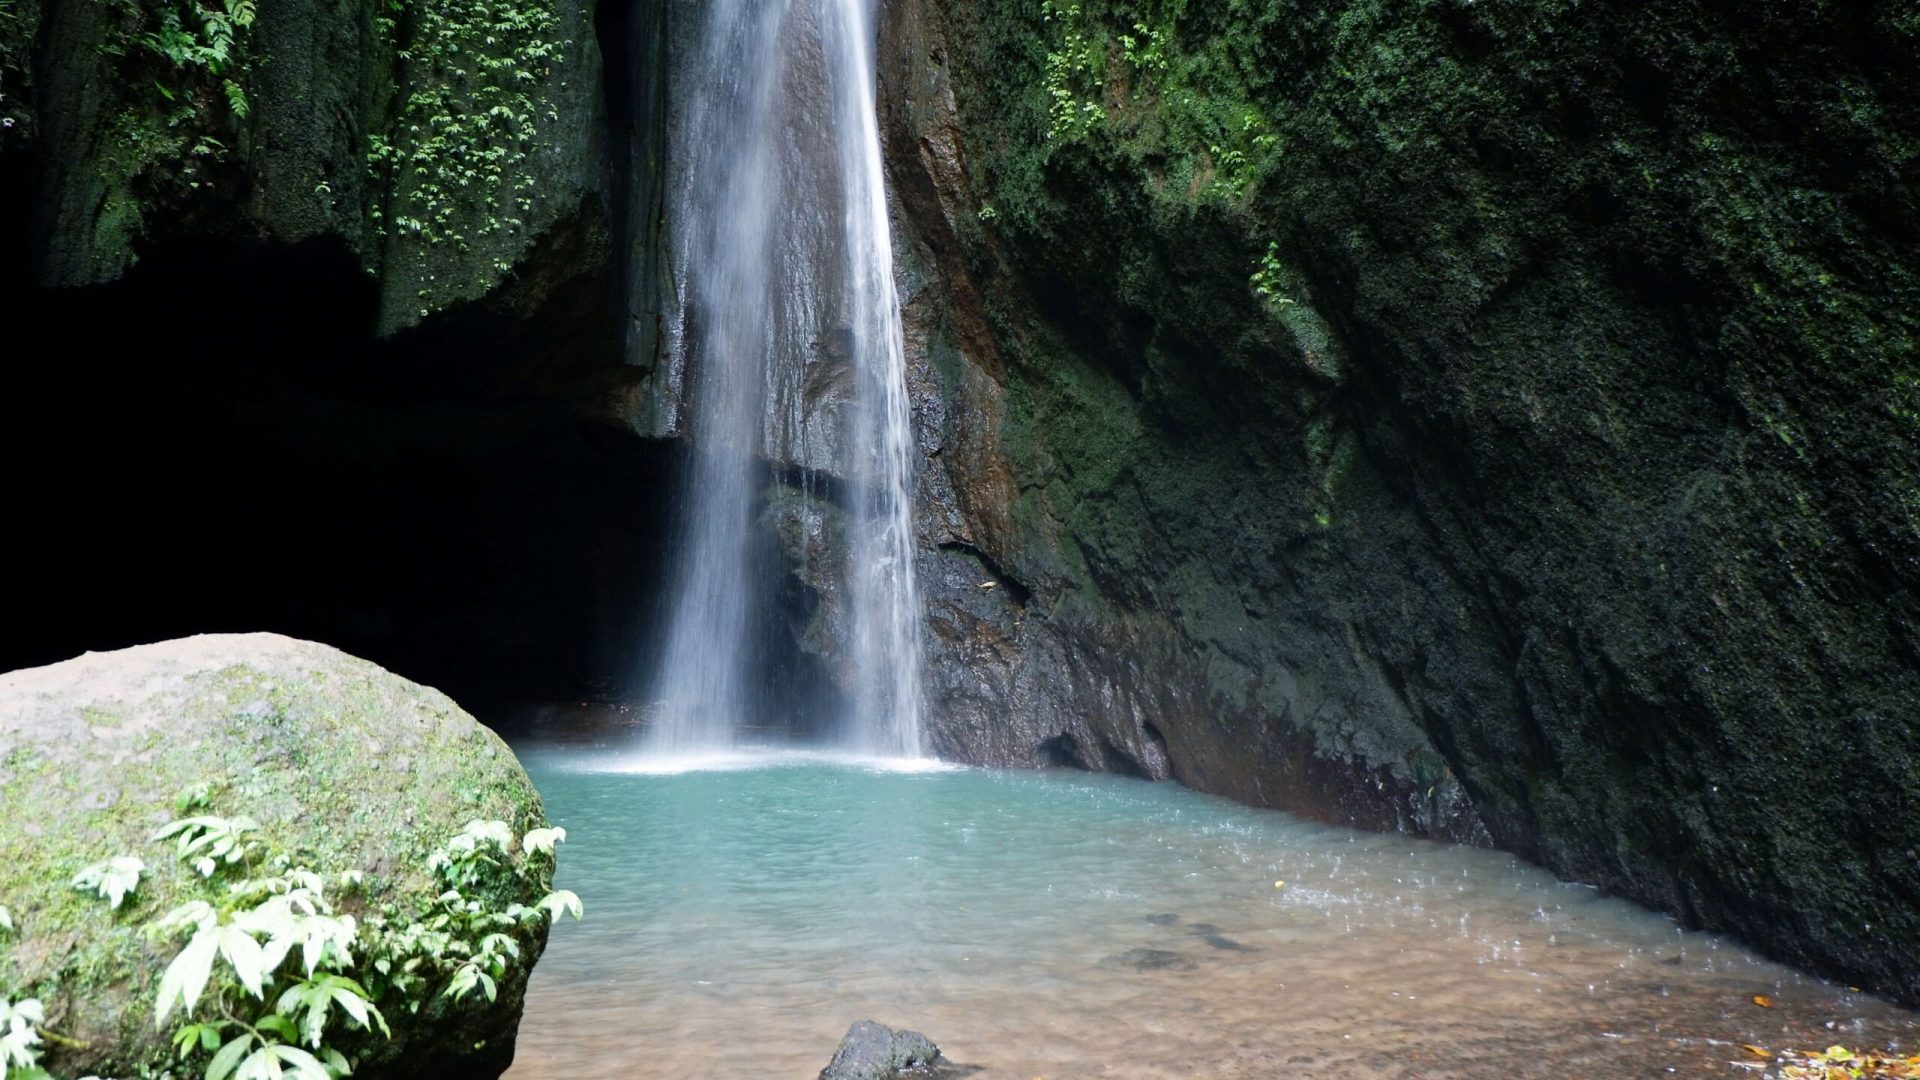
[642, 0, 923, 758]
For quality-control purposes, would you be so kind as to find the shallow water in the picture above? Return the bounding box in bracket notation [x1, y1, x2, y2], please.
[504, 749, 1916, 1078]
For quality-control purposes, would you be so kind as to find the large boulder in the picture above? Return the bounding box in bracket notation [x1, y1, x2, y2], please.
[0, 633, 552, 1079]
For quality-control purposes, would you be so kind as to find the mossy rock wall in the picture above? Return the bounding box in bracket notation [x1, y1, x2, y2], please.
[881, 0, 1920, 1004]
[0, 633, 552, 1078]
[20, 0, 605, 331]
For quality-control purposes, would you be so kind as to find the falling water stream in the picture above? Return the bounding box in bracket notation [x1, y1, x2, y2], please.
[644, 0, 921, 756]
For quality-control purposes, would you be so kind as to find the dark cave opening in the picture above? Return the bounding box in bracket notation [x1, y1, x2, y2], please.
[2, 0, 854, 742]
[0, 233, 679, 723]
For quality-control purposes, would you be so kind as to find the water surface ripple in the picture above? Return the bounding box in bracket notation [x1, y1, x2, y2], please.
[505, 750, 1916, 1078]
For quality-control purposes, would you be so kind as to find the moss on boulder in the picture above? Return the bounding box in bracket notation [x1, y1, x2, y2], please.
[0, 633, 551, 1078]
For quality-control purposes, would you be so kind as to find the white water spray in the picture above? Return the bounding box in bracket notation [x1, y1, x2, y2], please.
[643, 0, 922, 757]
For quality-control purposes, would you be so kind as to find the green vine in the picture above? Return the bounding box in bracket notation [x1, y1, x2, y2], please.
[369, 0, 567, 307]
[1021, 0, 1286, 209]
[0, 0, 34, 140]
[131, 0, 256, 118]
[64, 0, 259, 257]
[100, 0, 257, 145]
[1040, 1, 1104, 143]
[1249, 240, 1293, 310]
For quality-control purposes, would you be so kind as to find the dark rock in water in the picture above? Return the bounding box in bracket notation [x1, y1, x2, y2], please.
[1184, 923, 1221, 936]
[820, 1021, 944, 1080]
[1098, 948, 1198, 972]
[1144, 913, 1180, 926]
[1202, 934, 1258, 953]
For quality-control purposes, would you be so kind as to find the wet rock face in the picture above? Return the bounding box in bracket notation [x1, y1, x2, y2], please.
[880, 0, 1920, 1004]
[18, 0, 608, 332]
[880, 0, 1480, 841]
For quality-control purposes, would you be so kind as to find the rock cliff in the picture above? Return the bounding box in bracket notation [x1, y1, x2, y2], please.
[878, 0, 1920, 1004]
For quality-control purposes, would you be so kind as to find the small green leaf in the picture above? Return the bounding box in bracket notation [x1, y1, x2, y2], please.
[521, 827, 566, 855]
[218, 924, 271, 998]
[176, 781, 213, 813]
[72, 856, 146, 909]
[155, 925, 219, 1026]
[266, 1043, 334, 1080]
[535, 890, 583, 922]
[206, 1032, 254, 1080]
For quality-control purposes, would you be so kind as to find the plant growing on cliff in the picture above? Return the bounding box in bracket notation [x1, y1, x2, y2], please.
[0, 0, 24, 121]
[1249, 241, 1294, 310]
[99, 0, 256, 123]
[368, 0, 568, 306]
[1040, 0, 1104, 142]
[135, 0, 257, 118]
[73, 0, 258, 255]
[999, 0, 1289, 224]
[70, 857, 146, 911]
[2, 996, 47, 1078]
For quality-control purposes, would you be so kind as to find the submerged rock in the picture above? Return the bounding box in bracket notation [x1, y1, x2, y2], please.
[819, 1020, 945, 1080]
[1098, 948, 1198, 972]
[0, 633, 553, 1079]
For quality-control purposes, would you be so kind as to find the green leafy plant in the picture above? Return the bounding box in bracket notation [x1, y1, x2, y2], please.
[125, 798, 580, 1080]
[9, 783, 582, 1080]
[998, 0, 1290, 224]
[127, 0, 258, 117]
[1249, 241, 1295, 310]
[0, 0, 34, 131]
[70, 857, 145, 911]
[1039, 0, 1104, 142]
[367, 0, 566, 273]
[1118, 21, 1167, 72]
[1, 996, 46, 1078]
[360, 820, 576, 1011]
[154, 814, 260, 877]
